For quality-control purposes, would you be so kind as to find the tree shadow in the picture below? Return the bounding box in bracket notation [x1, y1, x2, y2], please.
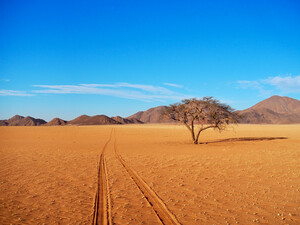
[199, 137, 288, 144]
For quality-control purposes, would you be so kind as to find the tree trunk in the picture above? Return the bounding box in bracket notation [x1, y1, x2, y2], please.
[194, 130, 202, 144]
[184, 122, 196, 144]
[190, 129, 196, 143]
[184, 121, 201, 144]
[191, 121, 196, 144]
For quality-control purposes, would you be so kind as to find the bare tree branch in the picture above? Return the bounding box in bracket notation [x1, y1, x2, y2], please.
[165, 97, 239, 144]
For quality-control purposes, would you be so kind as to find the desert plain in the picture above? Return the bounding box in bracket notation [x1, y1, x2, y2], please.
[0, 124, 299, 225]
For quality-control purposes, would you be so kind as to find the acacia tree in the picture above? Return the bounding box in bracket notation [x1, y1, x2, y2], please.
[165, 97, 239, 144]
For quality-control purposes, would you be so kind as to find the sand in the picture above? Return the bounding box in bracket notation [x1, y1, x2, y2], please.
[0, 124, 299, 224]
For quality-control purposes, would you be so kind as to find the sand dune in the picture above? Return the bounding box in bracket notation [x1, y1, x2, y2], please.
[0, 125, 299, 224]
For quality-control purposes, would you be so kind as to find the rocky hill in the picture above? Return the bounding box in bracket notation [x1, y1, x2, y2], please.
[238, 95, 300, 124]
[44, 118, 68, 126]
[0, 114, 143, 126]
[2, 96, 300, 125]
[68, 115, 121, 125]
[127, 96, 300, 124]
[0, 115, 47, 126]
[126, 106, 170, 123]
[111, 116, 143, 124]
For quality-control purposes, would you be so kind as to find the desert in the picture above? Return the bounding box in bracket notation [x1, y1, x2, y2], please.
[0, 124, 299, 224]
[2, 1, 300, 224]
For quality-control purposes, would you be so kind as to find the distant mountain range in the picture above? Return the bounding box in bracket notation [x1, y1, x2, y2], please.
[0, 115, 47, 126]
[0, 114, 143, 126]
[127, 95, 300, 124]
[1, 95, 300, 126]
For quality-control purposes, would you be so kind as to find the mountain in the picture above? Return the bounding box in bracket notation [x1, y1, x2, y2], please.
[111, 116, 143, 124]
[68, 115, 121, 125]
[0, 120, 8, 126]
[0, 114, 142, 126]
[127, 96, 300, 124]
[128, 118, 144, 124]
[2, 96, 299, 126]
[248, 95, 300, 114]
[126, 106, 171, 123]
[59, 115, 141, 126]
[44, 118, 68, 126]
[238, 95, 300, 124]
[0, 115, 47, 126]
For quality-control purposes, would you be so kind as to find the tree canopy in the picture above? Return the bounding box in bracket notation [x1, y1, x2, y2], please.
[166, 97, 239, 144]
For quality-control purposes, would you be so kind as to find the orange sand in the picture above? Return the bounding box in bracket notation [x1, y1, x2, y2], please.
[0, 124, 299, 224]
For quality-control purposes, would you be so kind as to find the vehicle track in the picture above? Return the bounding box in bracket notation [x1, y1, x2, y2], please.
[113, 129, 181, 225]
[92, 129, 113, 225]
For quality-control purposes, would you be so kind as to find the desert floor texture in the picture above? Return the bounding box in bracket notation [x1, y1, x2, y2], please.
[0, 124, 299, 225]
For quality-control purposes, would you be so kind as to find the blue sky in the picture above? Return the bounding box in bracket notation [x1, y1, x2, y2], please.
[1, 0, 300, 121]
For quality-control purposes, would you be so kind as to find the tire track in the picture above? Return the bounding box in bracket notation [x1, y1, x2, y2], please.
[113, 129, 181, 225]
[92, 129, 113, 225]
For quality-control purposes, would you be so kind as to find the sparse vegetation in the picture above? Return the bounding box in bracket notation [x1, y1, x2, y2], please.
[165, 97, 239, 144]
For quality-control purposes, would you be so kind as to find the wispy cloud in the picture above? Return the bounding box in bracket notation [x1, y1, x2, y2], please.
[163, 83, 183, 88]
[80, 83, 174, 94]
[236, 75, 300, 95]
[0, 90, 33, 96]
[236, 80, 272, 96]
[32, 83, 189, 101]
[263, 75, 300, 93]
[0, 79, 10, 82]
